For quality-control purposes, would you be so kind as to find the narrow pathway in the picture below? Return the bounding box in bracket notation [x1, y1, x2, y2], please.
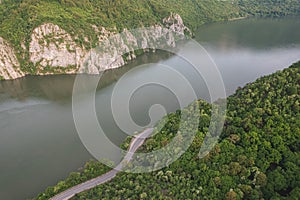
[50, 128, 153, 200]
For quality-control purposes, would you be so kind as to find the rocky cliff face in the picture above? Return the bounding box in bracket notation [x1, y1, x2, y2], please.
[29, 23, 85, 74]
[0, 37, 24, 80]
[0, 13, 190, 80]
[80, 21, 190, 74]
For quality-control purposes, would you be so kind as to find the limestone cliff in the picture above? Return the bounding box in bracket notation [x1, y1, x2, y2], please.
[29, 23, 85, 75]
[0, 37, 24, 80]
[0, 13, 190, 80]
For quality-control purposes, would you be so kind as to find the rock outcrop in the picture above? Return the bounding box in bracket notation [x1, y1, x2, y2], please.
[0, 37, 24, 80]
[0, 13, 190, 80]
[80, 25, 180, 74]
[163, 13, 192, 36]
[80, 14, 191, 74]
[29, 23, 85, 75]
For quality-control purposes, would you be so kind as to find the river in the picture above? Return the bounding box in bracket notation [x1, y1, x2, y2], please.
[0, 17, 299, 200]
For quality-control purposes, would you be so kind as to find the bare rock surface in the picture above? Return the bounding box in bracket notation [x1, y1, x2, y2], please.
[1, 13, 190, 79]
[0, 37, 24, 80]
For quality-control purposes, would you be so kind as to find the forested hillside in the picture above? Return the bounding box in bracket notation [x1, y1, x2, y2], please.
[238, 0, 300, 17]
[36, 62, 300, 199]
[0, 0, 299, 51]
[0, 0, 299, 80]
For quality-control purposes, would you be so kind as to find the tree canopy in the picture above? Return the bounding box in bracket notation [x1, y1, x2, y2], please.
[35, 61, 300, 199]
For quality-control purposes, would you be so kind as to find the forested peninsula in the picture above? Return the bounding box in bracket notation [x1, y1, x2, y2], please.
[36, 61, 300, 199]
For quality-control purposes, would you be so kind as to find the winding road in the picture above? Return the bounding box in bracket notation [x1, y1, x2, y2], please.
[50, 128, 153, 200]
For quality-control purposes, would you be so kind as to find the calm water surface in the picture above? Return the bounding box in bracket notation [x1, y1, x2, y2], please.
[0, 17, 299, 199]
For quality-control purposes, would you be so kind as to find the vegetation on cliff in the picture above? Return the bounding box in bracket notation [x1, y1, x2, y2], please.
[36, 62, 300, 199]
[0, 0, 299, 77]
[1, 0, 299, 52]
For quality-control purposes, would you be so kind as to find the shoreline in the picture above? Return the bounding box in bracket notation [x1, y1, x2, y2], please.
[49, 128, 154, 200]
[228, 16, 248, 21]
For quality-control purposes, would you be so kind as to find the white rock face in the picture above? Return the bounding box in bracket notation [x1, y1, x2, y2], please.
[1, 13, 190, 79]
[163, 13, 192, 36]
[0, 37, 24, 80]
[29, 23, 85, 74]
[81, 14, 190, 73]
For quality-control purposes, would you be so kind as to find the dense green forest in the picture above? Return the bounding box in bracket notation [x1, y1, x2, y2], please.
[0, 0, 299, 51]
[0, 0, 299, 75]
[36, 62, 300, 199]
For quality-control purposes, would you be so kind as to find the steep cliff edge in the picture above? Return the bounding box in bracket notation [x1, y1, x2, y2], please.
[29, 23, 85, 75]
[0, 37, 24, 80]
[0, 13, 190, 80]
[1, 0, 298, 80]
[80, 13, 191, 74]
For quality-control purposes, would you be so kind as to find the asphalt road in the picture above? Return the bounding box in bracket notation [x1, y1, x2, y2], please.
[50, 128, 154, 200]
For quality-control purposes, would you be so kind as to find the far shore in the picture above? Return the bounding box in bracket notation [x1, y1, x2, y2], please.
[228, 16, 248, 21]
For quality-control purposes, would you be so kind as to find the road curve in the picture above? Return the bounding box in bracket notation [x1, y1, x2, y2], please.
[50, 128, 153, 200]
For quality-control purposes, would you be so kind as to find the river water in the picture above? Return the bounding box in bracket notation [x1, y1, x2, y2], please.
[0, 17, 299, 200]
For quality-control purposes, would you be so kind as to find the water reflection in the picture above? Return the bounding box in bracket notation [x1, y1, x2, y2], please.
[0, 51, 172, 102]
[195, 17, 300, 49]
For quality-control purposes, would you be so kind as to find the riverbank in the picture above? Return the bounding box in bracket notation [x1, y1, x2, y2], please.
[1, 0, 299, 80]
[35, 62, 300, 199]
[39, 129, 154, 200]
[228, 16, 248, 21]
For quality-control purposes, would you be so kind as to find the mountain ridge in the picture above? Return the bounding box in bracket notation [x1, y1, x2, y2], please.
[0, 0, 299, 80]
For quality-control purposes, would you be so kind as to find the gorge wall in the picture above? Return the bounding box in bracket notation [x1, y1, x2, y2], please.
[0, 13, 190, 80]
[0, 37, 24, 80]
